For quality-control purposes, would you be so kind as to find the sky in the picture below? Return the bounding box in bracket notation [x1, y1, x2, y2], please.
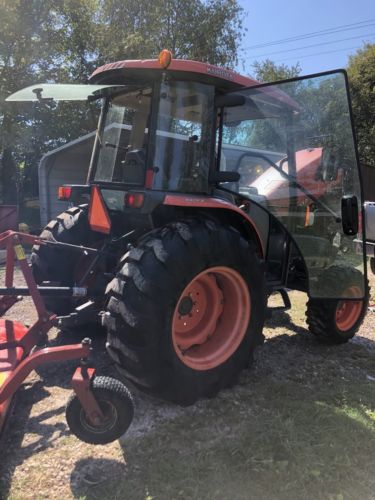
[237, 0, 375, 77]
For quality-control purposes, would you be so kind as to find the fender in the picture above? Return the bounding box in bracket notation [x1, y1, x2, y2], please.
[163, 194, 265, 257]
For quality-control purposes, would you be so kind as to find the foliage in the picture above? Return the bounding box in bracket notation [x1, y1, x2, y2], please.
[0, 0, 245, 204]
[96, 0, 245, 67]
[347, 43, 375, 165]
[228, 59, 302, 153]
[252, 59, 301, 83]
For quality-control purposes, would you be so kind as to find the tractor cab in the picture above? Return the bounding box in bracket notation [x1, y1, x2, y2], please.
[91, 78, 214, 193]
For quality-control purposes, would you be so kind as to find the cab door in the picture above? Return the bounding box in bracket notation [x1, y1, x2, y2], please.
[218, 70, 366, 299]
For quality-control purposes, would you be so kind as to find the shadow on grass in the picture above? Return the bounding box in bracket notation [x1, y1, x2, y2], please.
[69, 330, 375, 500]
[0, 382, 69, 498]
[70, 458, 128, 499]
[265, 309, 308, 335]
[0, 326, 111, 498]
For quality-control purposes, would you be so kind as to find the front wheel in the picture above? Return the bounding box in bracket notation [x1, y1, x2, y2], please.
[104, 218, 266, 405]
[306, 265, 368, 344]
[65, 376, 134, 445]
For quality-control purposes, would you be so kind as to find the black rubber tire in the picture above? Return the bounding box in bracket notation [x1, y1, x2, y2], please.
[306, 265, 368, 344]
[65, 376, 134, 445]
[104, 218, 266, 405]
[370, 257, 375, 275]
[31, 205, 97, 315]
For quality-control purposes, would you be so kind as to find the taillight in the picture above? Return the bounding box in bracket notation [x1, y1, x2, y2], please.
[124, 193, 144, 208]
[58, 186, 72, 200]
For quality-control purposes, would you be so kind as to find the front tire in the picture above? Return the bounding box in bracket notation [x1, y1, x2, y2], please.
[306, 265, 368, 344]
[104, 218, 266, 405]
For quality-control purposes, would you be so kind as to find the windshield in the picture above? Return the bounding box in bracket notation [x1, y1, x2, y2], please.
[94, 87, 152, 184]
[220, 71, 364, 298]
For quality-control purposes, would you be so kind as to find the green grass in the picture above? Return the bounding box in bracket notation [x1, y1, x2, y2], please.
[70, 290, 375, 500]
[3, 268, 375, 500]
[72, 375, 375, 500]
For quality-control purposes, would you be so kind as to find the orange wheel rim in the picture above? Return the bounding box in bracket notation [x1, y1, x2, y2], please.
[335, 285, 363, 331]
[171, 267, 251, 370]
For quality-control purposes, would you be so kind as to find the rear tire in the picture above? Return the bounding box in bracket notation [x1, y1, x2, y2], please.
[306, 265, 368, 344]
[31, 206, 101, 315]
[104, 218, 266, 405]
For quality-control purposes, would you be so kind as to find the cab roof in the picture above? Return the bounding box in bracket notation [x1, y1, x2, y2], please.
[90, 58, 258, 91]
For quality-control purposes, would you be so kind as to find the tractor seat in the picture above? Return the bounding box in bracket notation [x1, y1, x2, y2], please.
[0, 319, 26, 377]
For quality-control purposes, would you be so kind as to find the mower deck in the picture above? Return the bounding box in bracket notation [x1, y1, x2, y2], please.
[0, 320, 27, 431]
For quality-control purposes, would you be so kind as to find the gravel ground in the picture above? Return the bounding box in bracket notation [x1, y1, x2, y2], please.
[0, 268, 375, 499]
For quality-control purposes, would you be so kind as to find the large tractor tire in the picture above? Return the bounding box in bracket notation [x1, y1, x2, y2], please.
[104, 218, 266, 405]
[306, 265, 368, 344]
[31, 206, 101, 315]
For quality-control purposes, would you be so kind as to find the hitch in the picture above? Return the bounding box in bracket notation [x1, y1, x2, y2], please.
[57, 300, 100, 329]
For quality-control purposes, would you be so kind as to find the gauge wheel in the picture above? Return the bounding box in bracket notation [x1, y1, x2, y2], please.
[66, 376, 134, 445]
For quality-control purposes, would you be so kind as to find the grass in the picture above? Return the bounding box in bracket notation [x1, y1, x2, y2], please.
[67, 286, 375, 500]
[2, 270, 375, 499]
[68, 374, 375, 500]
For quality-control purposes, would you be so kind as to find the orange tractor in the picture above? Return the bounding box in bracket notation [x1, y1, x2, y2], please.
[7, 51, 368, 406]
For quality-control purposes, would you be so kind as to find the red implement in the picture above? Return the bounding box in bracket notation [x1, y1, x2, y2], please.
[0, 230, 132, 443]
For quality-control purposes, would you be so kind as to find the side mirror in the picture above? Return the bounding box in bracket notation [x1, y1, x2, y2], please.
[341, 195, 358, 235]
[215, 94, 245, 108]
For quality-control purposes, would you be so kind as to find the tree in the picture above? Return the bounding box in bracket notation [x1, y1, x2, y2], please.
[95, 0, 244, 67]
[252, 59, 301, 83]
[0, 0, 246, 205]
[347, 43, 375, 165]
[227, 59, 301, 151]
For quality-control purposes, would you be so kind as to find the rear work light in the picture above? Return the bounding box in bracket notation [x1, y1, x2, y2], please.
[58, 186, 72, 200]
[125, 193, 144, 208]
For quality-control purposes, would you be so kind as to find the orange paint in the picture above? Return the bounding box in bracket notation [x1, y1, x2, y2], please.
[171, 266, 251, 371]
[88, 186, 111, 234]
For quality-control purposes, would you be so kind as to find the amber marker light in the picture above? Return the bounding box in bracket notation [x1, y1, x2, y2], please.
[158, 49, 172, 69]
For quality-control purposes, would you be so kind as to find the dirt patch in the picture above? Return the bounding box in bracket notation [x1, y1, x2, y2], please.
[1, 268, 375, 499]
